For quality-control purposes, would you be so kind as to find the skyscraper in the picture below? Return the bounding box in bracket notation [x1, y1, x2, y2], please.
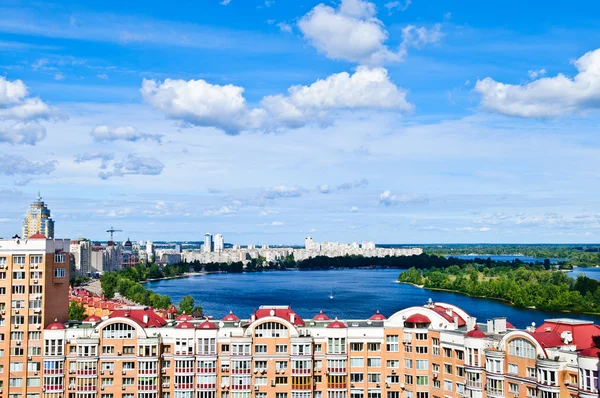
[22, 192, 55, 239]
[214, 233, 224, 253]
[203, 233, 213, 253]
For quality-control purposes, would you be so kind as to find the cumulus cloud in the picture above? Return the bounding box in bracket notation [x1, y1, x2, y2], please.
[271, 221, 285, 226]
[75, 151, 115, 169]
[379, 190, 429, 206]
[317, 184, 331, 194]
[350, 206, 359, 212]
[528, 68, 546, 79]
[142, 66, 412, 133]
[220, 0, 231, 4]
[0, 77, 58, 145]
[259, 209, 279, 216]
[265, 185, 304, 199]
[0, 122, 46, 145]
[475, 48, 600, 118]
[384, 0, 411, 14]
[98, 153, 164, 179]
[0, 153, 57, 176]
[204, 206, 236, 216]
[97, 73, 109, 80]
[277, 22, 292, 33]
[337, 178, 369, 190]
[298, 0, 441, 64]
[90, 125, 162, 143]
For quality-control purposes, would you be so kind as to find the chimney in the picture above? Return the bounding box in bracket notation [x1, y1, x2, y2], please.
[466, 317, 477, 331]
[290, 313, 295, 324]
[143, 314, 149, 325]
[453, 316, 458, 329]
[487, 319, 494, 334]
[494, 318, 506, 334]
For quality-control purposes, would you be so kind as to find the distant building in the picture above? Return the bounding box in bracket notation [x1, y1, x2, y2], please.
[214, 234, 224, 253]
[174, 244, 182, 254]
[121, 238, 139, 267]
[147, 240, 155, 262]
[70, 238, 91, 276]
[22, 192, 55, 238]
[203, 233, 213, 253]
[91, 241, 122, 274]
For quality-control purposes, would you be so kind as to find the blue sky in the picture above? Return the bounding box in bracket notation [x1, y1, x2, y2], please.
[0, 0, 599, 244]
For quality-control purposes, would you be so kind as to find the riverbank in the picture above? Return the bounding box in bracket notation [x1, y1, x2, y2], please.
[139, 271, 209, 284]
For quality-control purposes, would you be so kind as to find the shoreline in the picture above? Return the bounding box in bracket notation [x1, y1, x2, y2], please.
[396, 280, 600, 316]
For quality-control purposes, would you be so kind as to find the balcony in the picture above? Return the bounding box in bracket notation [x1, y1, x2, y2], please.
[197, 383, 217, 389]
[43, 385, 63, 392]
[230, 384, 251, 391]
[292, 368, 311, 375]
[327, 383, 346, 389]
[175, 367, 195, 374]
[139, 368, 158, 375]
[292, 385, 312, 390]
[138, 384, 158, 391]
[197, 367, 217, 374]
[76, 385, 97, 392]
[76, 369, 97, 376]
[327, 367, 347, 374]
[174, 383, 195, 390]
[231, 368, 251, 375]
[466, 381, 482, 389]
[44, 368, 64, 375]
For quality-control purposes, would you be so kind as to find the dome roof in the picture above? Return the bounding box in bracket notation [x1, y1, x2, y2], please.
[197, 320, 218, 330]
[313, 310, 330, 321]
[369, 310, 386, 320]
[405, 313, 431, 324]
[465, 325, 487, 338]
[29, 233, 47, 239]
[326, 318, 346, 329]
[46, 319, 66, 330]
[176, 313, 194, 321]
[506, 321, 515, 329]
[84, 315, 102, 323]
[579, 346, 600, 358]
[222, 311, 239, 321]
[175, 321, 195, 329]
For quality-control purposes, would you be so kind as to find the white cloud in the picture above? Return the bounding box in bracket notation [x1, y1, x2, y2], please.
[143, 66, 412, 133]
[75, 151, 115, 169]
[379, 190, 429, 206]
[298, 0, 441, 64]
[317, 184, 331, 194]
[98, 153, 164, 179]
[220, 0, 231, 4]
[54, 73, 65, 81]
[0, 77, 28, 105]
[0, 153, 56, 176]
[90, 125, 162, 143]
[350, 206, 359, 212]
[97, 73, 109, 80]
[0, 122, 46, 145]
[384, 0, 411, 14]
[337, 178, 368, 190]
[277, 22, 292, 33]
[528, 68, 546, 79]
[204, 206, 236, 216]
[259, 209, 279, 216]
[475, 48, 600, 118]
[456, 226, 491, 232]
[265, 185, 304, 199]
[271, 221, 285, 226]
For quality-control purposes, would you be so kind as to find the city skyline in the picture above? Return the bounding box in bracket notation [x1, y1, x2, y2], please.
[1, 0, 600, 243]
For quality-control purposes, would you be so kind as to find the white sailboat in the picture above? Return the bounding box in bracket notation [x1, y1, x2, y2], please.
[329, 287, 334, 299]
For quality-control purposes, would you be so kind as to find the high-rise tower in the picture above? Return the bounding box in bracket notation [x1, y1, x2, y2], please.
[22, 192, 55, 239]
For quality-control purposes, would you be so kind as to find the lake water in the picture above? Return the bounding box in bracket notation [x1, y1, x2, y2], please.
[145, 269, 600, 329]
[567, 267, 600, 281]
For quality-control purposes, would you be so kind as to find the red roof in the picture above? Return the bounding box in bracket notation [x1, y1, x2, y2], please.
[109, 307, 167, 328]
[528, 331, 564, 349]
[254, 307, 305, 327]
[465, 325, 486, 338]
[46, 319, 66, 330]
[222, 311, 239, 321]
[579, 346, 600, 358]
[506, 321, 515, 329]
[313, 310, 330, 321]
[175, 321, 195, 329]
[535, 320, 600, 350]
[369, 310, 386, 321]
[197, 320, 218, 330]
[430, 305, 466, 326]
[176, 314, 194, 322]
[29, 233, 47, 239]
[167, 306, 178, 314]
[405, 313, 431, 324]
[326, 318, 346, 329]
[84, 315, 102, 322]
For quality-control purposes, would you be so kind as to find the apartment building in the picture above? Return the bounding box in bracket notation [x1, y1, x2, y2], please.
[38, 300, 600, 398]
[0, 235, 70, 398]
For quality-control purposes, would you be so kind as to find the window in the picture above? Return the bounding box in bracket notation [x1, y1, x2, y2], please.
[275, 377, 288, 385]
[44, 339, 64, 356]
[367, 373, 380, 383]
[351, 390, 363, 398]
[275, 345, 288, 354]
[444, 380, 453, 392]
[12, 285, 25, 294]
[443, 348, 452, 358]
[221, 344, 230, 353]
[13, 256, 25, 265]
[254, 361, 267, 371]
[416, 376, 428, 386]
[415, 333, 427, 340]
[350, 343, 363, 352]
[508, 363, 518, 374]
[527, 367, 536, 378]
[386, 336, 398, 352]
[328, 338, 346, 354]
[367, 343, 380, 352]
[367, 358, 381, 368]
[54, 268, 66, 278]
[102, 323, 136, 339]
[486, 378, 503, 395]
[415, 346, 428, 354]
[455, 350, 464, 360]
[350, 373, 363, 383]
[12, 271, 25, 280]
[431, 338, 440, 356]
[509, 382, 519, 394]
[404, 344, 412, 353]
[30, 285, 42, 294]
[444, 364, 452, 374]
[198, 338, 216, 355]
[404, 375, 413, 385]
[486, 358, 501, 374]
[54, 253, 65, 263]
[415, 360, 428, 370]
[275, 361, 288, 371]
[386, 360, 398, 368]
[30, 255, 43, 265]
[255, 322, 288, 338]
[292, 344, 311, 355]
[508, 338, 536, 359]
[350, 358, 364, 368]
[404, 359, 412, 369]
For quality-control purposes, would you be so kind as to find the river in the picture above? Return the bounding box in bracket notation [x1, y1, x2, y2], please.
[145, 269, 600, 329]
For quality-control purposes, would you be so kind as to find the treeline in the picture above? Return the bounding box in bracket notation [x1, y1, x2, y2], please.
[423, 244, 600, 268]
[398, 264, 600, 314]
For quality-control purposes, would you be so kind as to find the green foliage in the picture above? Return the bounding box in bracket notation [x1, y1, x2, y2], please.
[70, 276, 90, 287]
[178, 296, 195, 314]
[398, 263, 600, 314]
[68, 300, 87, 321]
[100, 272, 118, 299]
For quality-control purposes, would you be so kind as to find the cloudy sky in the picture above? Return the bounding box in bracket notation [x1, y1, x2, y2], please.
[0, 0, 599, 244]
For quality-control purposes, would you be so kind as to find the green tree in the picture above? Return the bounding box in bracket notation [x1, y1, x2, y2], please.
[100, 272, 118, 299]
[68, 300, 87, 321]
[178, 296, 195, 314]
